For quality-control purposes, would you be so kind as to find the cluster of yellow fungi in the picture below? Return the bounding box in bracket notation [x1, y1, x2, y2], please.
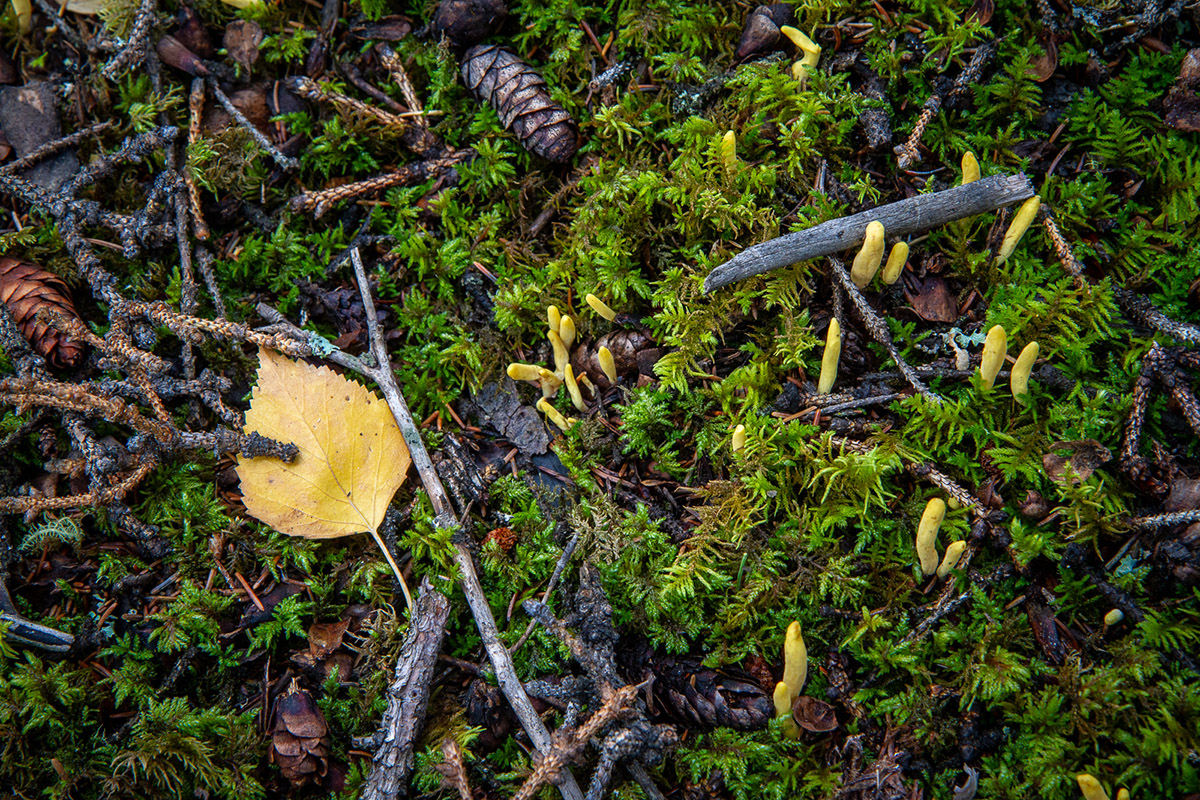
[507, 297, 619, 432]
[772, 621, 807, 738]
[915, 498, 967, 580]
[977, 324, 1040, 399]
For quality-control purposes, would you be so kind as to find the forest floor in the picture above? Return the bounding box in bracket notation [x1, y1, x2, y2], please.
[0, 0, 1198, 799]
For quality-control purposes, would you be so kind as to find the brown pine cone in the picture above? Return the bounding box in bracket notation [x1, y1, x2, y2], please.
[619, 639, 772, 731]
[461, 45, 579, 163]
[0, 257, 83, 368]
[270, 681, 331, 786]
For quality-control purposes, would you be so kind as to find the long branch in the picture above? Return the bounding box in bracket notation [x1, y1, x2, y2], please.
[704, 172, 1035, 292]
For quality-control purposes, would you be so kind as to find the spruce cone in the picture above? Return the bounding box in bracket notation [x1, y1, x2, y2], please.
[461, 45, 579, 163]
[0, 258, 83, 368]
[620, 639, 772, 730]
[271, 681, 331, 786]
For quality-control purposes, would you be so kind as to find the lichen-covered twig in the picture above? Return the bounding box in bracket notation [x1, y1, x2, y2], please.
[704, 173, 1034, 292]
[289, 151, 472, 218]
[0, 121, 112, 176]
[827, 256, 942, 403]
[206, 78, 299, 172]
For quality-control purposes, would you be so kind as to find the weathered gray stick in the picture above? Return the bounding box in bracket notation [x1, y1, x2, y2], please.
[704, 173, 1035, 293]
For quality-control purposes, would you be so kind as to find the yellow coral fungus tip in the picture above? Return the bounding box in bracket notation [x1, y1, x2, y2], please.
[586, 294, 617, 321]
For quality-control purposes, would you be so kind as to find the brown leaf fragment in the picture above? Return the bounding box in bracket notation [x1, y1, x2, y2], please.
[349, 16, 413, 41]
[791, 695, 839, 732]
[429, 0, 507, 50]
[0, 257, 84, 367]
[1042, 439, 1111, 484]
[966, 0, 993, 25]
[904, 275, 959, 323]
[307, 618, 351, 659]
[1165, 477, 1200, 512]
[1028, 29, 1058, 82]
[224, 20, 263, 72]
[1026, 598, 1065, 665]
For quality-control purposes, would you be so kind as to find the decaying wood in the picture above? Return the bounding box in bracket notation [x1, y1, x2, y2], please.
[703, 173, 1035, 292]
[363, 580, 452, 800]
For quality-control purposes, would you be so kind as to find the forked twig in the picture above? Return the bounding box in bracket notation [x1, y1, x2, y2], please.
[256, 248, 585, 800]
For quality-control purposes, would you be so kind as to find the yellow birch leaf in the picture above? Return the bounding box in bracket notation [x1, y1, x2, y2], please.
[235, 348, 411, 540]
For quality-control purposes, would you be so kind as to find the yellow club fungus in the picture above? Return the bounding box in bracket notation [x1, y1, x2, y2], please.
[773, 681, 799, 738]
[1077, 774, 1109, 800]
[507, 363, 542, 382]
[548, 329, 569, 377]
[536, 398, 571, 431]
[1010, 341, 1039, 398]
[559, 315, 577, 350]
[1104, 609, 1124, 627]
[916, 498, 946, 577]
[996, 195, 1041, 265]
[936, 540, 967, 580]
[586, 294, 617, 322]
[1115, 789, 1129, 800]
[817, 318, 841, 394]
[850, 220, 886, 288]
[881, 241, 909, 285]
[782, 621, 807, 698]
[564, 365, 586, 411]
[780, 25, 820, 57]
[961, 151, 981, 184]
[731, 424, 746, 452]
[547, 305, 561, 333]
[979, 324, 1007, 389]
[598, 345, 618, 384]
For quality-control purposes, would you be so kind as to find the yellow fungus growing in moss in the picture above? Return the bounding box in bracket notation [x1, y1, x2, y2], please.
[1077, 774, 1109, 800]
[996, 195, 1041, 265]
[1011, 341, 1039, 398]
[979, 324, 1007, 389]
[1115, 788, 1129, 800]
[564, 365, 586, 411]
[817, 318, 841, 394]
[507, 363, 542, 382]
[936, 540, 967, 580]
[782, 621, 807, 698]
[1104, 608, 1124, 627]
[586, 294, 617, 322]
[538, 368, 562, 398]
[851, 220, 886, 288]
[881, 241, 909, 285]
[598, 346, 618, 384]
[536, 398, 572, 431]
[780, 25, 820, 57]
[559, 315, 577, 350]
[772, 681, 799, 738]
[731, 424, 746, 452]
[916, 498, 946, 577]
[961, 151, 981, 184]
[577, 372, 596, 396]
[719, 130, 738, 176]
[548, 329, 569, 377]
[791, 61, 811, 83]
[547, 305, 561, 333]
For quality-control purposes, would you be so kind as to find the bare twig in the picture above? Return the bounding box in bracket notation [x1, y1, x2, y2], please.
[0, 121, 112, 176]
[704, 173, 1034, 292]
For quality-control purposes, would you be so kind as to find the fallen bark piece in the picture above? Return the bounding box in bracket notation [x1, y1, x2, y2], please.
[704, 172, 1034, 292]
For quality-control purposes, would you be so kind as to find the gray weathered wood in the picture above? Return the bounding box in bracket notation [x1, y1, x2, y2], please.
[704, 173, 1035, 293]
[363, 580, 451, 800]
